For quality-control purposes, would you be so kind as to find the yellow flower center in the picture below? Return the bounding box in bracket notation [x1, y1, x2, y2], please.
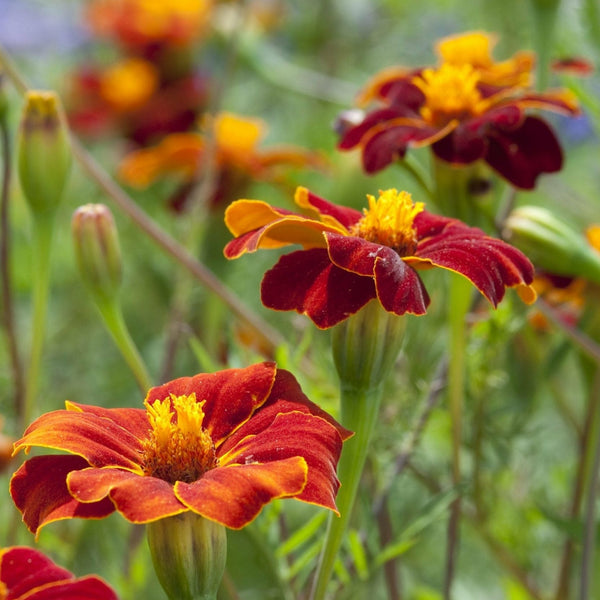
[142, 393, 217, 484]
[586, 225, 600, 253]
[436, 31, 494, 69]
[352, 189, 424, 255]
[100, 58, 158, 111]
[413, 63, 485, 126]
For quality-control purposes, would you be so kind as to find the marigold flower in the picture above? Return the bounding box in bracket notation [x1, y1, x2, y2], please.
[0, 546, 118, 600]
[338, 31, 579, 189]
[119, 112, 325, 210]
[224, 186, 536, 328]
[10, 363, 350, 536]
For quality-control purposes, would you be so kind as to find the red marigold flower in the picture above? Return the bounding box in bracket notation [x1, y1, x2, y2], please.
[337, 31, 579, 189]
[224, 186, 537, 328]
[10, 363, 350, 536]
[0, 546, 118, 600]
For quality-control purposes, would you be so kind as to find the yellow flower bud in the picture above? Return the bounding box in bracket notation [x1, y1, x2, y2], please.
[72, 204, 123, 303]
[18, 90, 71, 215]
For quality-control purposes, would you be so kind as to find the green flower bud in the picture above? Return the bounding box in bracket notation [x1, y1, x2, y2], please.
[147, 512, 227, 600]
[18, 90, 71, 215]
[72, 204, 123, 303]
[504, 206, 600, 284]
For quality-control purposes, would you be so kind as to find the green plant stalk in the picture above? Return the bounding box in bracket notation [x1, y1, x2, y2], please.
[443, 274, 472, 600]
[528, 0, 561, 91]
[94, 296, 152, 393]
[310, 382, 385, 600]
[24, 212, 55, 424]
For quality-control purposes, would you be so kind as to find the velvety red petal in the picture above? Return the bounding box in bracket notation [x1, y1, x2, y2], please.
[260, 248, 376, 329]
[219, 411, 343, 512]
[145, 363, 277, 445]
[21, 576, 119, 600]
[174, 458, 307, 529]
[337, 107, 410, 150]
[484, 116, 563, 189]
[415, 221, 535, 305]
[0, 547, 72, 597]
[14, 409, 146, 471]
[67, 468, 187, 523]
[413, 210, 458, 239]
[9, 456, 115, 535]
[325, 233, 429, 315]
[65, 403, 151, 442]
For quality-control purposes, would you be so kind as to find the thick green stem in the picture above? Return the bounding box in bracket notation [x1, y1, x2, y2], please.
[443, 275, 472, 600]
[24, 212, 55, 424]
[95, 297, 152, 393]
[528, 0, 561, 91]
[310, 301, 406, 600]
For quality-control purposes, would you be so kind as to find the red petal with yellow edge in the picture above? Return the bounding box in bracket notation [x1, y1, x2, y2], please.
[0, 547, 119, 600]
[174, 457, 307, 529]
[325, 233, 430, 315]
[224, 214, 335, 259]
[338, 107, 414, 150]
[484, 116, 563, 189]
[10, 455, 115, 535]
[220, 411, 343, 512]
[1, 546, 71, 595]
[261, 248, 377, 329]
[66, 403, 151, 442]
[224, 199, 294, 239]
[294, 186, 361, 229]
[19, 577, 119, 600]
[414, 221, 535, 305]
[145, 363, 277, 446]
[13, 409, 145, 471]
[67, 468, 187, 523]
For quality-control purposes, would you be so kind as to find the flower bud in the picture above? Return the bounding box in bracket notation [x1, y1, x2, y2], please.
[147, 512, 227, 600]
[18, 90, 71, 215]
[72, 204, 123, 303]
[504, 206, 600, 284]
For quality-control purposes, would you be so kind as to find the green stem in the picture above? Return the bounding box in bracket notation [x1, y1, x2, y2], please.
[24, 212, 55, 424]
[310, 383, 385, 600]
[443, 275, 472, 600]
[528, 0, 561, 91]
[95, 297, 152, 393]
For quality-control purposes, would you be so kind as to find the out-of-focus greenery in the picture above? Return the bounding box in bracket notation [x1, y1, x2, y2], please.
[1, 1, 600, 599]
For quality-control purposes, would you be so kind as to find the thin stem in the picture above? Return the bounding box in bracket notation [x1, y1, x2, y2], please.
[376, 495, 402, 599]
[0, 109, 26, 426]
[579, 368, 600, 600]
[95, 298, 152, 393]
[24, 213, 55, 424]
[443, 275, 472, 600]
[0, 41, 285, 359]
[310, 383, 385, 600]
[398, 155, 434, 203]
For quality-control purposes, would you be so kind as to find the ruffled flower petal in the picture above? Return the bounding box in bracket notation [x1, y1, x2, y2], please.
[261, 248, 377, 328]
[174, 457, 308, 529]
[10, 455, 115, 536]
[145, 363, 277, 445]
[67, 468, 187, 523]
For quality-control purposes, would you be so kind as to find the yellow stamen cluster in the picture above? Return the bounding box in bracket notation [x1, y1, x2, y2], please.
[437, 31, 494, 69]
[352, 189, 424, 255]
[413, 63, 485, 126]
[142, 393, 217, 484]
[100, 58, 158, 111]
[586, 225, 600, 253]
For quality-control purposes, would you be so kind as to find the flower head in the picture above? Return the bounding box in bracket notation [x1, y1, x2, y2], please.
[10, 363, 350, 536]
[119, 112, 325, 211]
[0, 546, 118, 599]
[224, 186, 536, 328]
[338, 31, 579, 189]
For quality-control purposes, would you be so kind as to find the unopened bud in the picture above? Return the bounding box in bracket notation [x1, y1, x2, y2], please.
[18, 90, 71, 215]
[72, 204, 123, 303]
[504, 206, 600, 284]
[147, 512, 227, 600]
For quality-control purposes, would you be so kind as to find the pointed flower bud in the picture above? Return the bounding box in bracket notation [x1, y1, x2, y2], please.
[147, 512, 227, 600]
[504, 206, 600, 284]
[18, 91, 71, 215]
[72, 204, 123, 303]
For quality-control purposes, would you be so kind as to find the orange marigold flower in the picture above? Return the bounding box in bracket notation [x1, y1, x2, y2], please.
[338, 31, 579, 189]
[10, 363, 350, 536]
[99, 58, 159, 112]
[0, 546, 118, 599]
[87, 0, 213, 48]
[224, 186, 536, 328]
